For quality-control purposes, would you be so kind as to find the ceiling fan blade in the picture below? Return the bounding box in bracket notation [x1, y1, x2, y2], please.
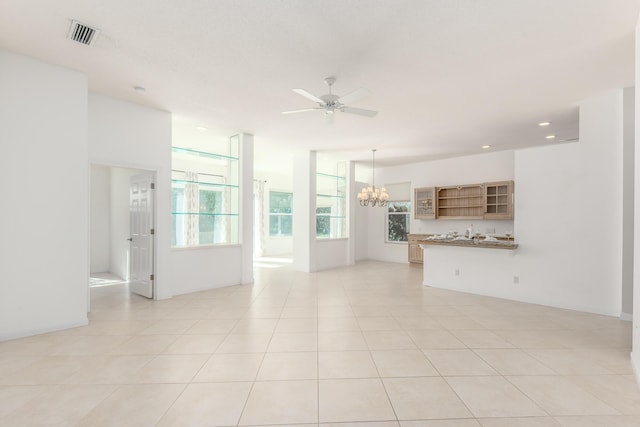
[292, 89, 325, 105]
[337, 87, 370, 105]
[282, 108, 322, 114]
[341, 106, 378, 117]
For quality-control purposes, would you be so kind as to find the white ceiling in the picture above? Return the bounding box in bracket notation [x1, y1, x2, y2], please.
[1, 0, 639, 172]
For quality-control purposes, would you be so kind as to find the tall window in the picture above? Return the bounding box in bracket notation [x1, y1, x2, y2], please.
[269, 191, 293, 236]
[316, 206, 332, 237]
[198, 189, 222, 244]
[171, 135, 239, 247]
[316, 160, 346, 239]
[387, 201, 411, 242]
[385, 182, 412, 242]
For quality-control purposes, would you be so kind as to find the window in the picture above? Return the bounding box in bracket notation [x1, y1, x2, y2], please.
[269, 191, 293, 236]
[316, 206, 331, 237]
[198, 189, 222, 244]
[316, 160, 346, 239]
[387, 201, 411, 242]
[385, 182, 412, 243]
[171, 135, 239, 247]
[171, 180, 227, 246]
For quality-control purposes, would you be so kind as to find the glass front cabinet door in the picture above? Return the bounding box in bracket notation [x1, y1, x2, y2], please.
[414, 187, 436, 220]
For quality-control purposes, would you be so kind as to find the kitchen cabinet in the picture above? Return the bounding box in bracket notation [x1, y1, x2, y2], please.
[414, 187, 436, 220]
[484, 181, 514, 220]
[408, 234, 430, 264]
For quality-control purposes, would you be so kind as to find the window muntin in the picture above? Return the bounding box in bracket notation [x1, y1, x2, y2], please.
[269, 191, 293, 237]
[386, 201, 411, 242]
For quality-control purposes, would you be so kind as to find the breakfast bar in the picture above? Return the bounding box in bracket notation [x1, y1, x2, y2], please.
[418, 236, 519, 296]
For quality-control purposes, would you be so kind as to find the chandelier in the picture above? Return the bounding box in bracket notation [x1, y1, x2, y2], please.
[357, 149, 389, 207]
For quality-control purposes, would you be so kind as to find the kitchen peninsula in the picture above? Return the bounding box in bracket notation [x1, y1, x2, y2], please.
[418, 234, 519, 297]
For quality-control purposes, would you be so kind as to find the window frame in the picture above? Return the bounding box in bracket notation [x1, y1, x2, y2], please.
[268, 190, 293, 237]
[385, 200, 411, 243]
[316, 206, 332, 238]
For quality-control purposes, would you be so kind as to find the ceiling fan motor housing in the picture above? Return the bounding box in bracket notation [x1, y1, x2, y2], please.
[282, 77, 377, 117]
[320, 94, 339, 104]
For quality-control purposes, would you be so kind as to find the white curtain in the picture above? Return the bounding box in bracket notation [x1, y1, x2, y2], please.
[185, 171, 199, 245]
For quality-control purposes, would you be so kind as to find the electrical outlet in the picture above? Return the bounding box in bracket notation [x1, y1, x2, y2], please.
[513, 276, 519, 284]
[454, 269, 460, 276]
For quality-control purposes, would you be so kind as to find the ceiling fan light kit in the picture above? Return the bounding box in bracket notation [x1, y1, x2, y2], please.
[283, 77, 378, 119]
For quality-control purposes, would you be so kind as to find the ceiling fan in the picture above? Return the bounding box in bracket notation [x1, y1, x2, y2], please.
[282, 77, 378, 121]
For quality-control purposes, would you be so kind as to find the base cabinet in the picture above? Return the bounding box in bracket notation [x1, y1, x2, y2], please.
[408, 234, 429, 264]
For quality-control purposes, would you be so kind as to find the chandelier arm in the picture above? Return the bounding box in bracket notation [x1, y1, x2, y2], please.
[357, 149, 388, 208]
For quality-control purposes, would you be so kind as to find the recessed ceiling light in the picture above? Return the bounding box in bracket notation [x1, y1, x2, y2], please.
[545, 135, 556, 139]
[481, 145, 491, 149]
[133, 85, 146, 93]
[196, 126, 207, 131]
[538, 121, 552, 127]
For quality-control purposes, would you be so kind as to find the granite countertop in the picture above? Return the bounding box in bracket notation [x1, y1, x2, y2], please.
[418, 237, 518, 250]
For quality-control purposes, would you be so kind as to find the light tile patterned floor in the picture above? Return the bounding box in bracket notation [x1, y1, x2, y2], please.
[0, 260, 639, 426]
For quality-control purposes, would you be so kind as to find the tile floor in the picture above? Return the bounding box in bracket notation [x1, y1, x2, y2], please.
[1, 260, 639, 426]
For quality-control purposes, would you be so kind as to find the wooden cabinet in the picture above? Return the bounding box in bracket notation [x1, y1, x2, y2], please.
[412, 181, 514, 221]
[436, 185, 485, 219]
[484, 181, 514, 220]
[408, 234, 428, 264]
[414, 187, 436, 220]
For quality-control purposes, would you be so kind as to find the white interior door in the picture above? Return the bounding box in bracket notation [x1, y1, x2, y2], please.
[129, 173, 155, 298]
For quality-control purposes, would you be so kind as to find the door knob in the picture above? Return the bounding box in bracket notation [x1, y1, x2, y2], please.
[127, 237, 133, 242]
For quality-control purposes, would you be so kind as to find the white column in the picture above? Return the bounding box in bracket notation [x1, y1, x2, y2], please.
[632, 18, 640, 384]
[622, 87, 635, 321]
[239, 133, 254, 284]
[347, 160, 356, 265]
[293, 151, 317, 272]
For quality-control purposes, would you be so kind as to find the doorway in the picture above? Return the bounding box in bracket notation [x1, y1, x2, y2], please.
[90, 165, 156, 305]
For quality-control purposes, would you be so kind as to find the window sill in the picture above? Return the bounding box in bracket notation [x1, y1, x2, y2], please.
[171, 243, 242, 251]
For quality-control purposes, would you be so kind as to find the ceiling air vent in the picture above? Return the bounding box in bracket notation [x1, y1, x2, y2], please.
[67, 20, 100, 46]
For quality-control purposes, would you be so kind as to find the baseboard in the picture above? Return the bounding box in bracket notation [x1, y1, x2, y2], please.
[620, 312, 633, 321]
[632, 351, 640, 390]
[0, 317, 89, 342]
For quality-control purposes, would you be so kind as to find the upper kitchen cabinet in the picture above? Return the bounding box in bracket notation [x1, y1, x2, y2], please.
[484, 181, 514, 220]
[414, 187, 436, 220]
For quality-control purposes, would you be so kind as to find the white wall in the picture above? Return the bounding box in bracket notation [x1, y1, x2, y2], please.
[354, 181, 369, 262]
[293, 151, 317, 272]
[88, 94, 173, 298]
[514, 90, 624, 316]
[239, 134, 255, 284]
[632, 17, 640, 385]
[622, 86, 635, 320]
[423, 90, 625, 317]
[169, 245, 244, 295]
[366, 151, 515, 263]
[316, 239, 350, 270]
[90, 165, 110, 273]
[0, 50, 89, 339]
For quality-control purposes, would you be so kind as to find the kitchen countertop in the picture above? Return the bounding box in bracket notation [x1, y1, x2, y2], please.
[418, 238, 518, 250]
